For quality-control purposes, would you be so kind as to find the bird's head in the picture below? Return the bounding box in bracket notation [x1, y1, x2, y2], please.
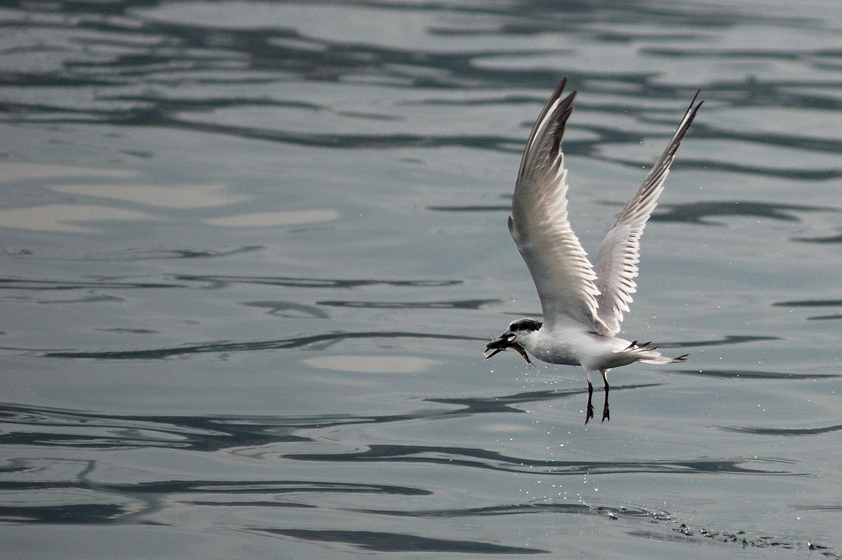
[484, 318, 542, 365]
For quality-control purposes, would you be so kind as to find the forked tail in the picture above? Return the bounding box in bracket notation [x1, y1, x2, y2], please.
[619, 340, 688, 365]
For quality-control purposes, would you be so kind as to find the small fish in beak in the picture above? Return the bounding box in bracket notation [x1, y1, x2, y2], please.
[484, 333, 533, 366]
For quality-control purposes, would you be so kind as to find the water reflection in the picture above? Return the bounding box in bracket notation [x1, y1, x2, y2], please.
[793, 230, 842, 244]
[773, 298, 842, 307]
[719, 424, 842, 436]
[284, 443, 794, 476]
[36, 330, 480, 360]
[243, 527, 548, 554]
[51, 183, 245, 208]
[672, 369, 840, 380]
[170, 275, 463, 289]
[0, 399, 817, 555]
[773, 298, 842, 320]
[0, 398, 803, 477]
[3, 0, 842, 174]
[0, 204, 158, 233]
[302, 355, 440, 373]
[667, 335, 780, 348]
[243, 301, 330, 319]
[0, 274, 461, 292]
[0, 400, 802, 508]
[316, 299, 499, 310]
[650, 200, 841, 225]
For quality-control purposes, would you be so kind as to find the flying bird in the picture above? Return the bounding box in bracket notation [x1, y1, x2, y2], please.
[484, 78, 701, 424]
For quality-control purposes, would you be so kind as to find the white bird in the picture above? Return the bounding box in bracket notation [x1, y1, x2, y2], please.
[484, 78, 701, 424]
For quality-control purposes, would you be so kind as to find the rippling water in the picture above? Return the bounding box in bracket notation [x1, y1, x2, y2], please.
[2, 0, 842, 558]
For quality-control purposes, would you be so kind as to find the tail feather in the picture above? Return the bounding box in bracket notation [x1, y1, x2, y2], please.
[618, 341, 688, 365]
[639, 353, 688, 365]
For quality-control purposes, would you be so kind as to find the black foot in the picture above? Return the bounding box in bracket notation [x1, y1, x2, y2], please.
[601, 376, 610, 423]
[585, 403, 594, 425]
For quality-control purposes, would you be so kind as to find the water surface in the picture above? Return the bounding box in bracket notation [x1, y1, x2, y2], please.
[2, 0, 842, 558]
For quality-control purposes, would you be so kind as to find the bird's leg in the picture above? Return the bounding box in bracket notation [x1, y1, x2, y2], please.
[585, 381, 595, 424]
[601, 369, 610, 423]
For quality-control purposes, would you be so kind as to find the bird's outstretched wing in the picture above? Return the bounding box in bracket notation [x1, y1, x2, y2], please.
[508, 78, 609, 333]
[593, 93, 703, 335]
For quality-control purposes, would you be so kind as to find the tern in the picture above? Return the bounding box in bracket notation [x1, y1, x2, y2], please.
[484, 78, 701, 424]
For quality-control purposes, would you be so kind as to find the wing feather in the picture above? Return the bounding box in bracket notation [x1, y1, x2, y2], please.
[593, 93, 703, 335]
[509, 78, 608, 333]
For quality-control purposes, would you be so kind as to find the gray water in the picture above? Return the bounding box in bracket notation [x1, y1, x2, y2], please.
[2, 0, 842, 558]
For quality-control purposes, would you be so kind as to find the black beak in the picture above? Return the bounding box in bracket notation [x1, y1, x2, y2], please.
[484, 334, 533, 366]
